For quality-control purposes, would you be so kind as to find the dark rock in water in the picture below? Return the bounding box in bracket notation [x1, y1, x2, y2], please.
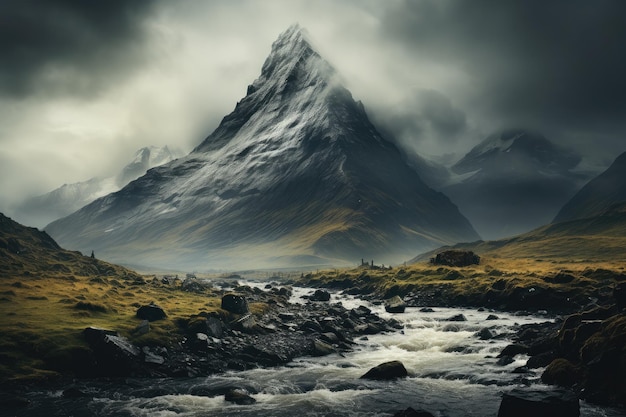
[446, 314, 467, 322]
[431, 250, 480, 267]
[498, 344, 528, 358]
[542, 358, 580, 387]
[224, 388, 256, 405]
[361, 360, 408, 380]
[393, 407, 435, 417]
[497, 356, 515, 366]
[136, 303, 167, 321]
[310, 289, 331, 302]
[486, 314, 499, 320]
[497, 388, 579, 417]
[419, 307, 435, 313]
[526, 351, 557, 369]
[62, 387, 89, 398]
[221, 294, 249, 314]
[385, 296, 407, 313]
[477, 328, 494, 340]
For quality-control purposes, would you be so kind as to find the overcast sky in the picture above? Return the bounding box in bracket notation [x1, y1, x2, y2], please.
[1, 0, 625, 216]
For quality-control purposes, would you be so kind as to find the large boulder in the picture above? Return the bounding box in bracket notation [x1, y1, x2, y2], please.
[385, 296, 407, 313]
[136, 303, 167, 321]
[430, 250, 480, 267]
[497, 388, 579, 417]
[221, 294, 249, 314]
[82, 327, 140, 376]
[310, 289, 331, 302]
[541, 358, 580, 387]
[360, 360, 408, 380]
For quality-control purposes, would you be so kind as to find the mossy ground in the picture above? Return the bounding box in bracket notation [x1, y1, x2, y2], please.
[0, 272, 224, 384]
[301, 257, 626, 311]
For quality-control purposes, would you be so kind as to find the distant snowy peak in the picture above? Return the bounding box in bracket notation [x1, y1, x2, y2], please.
[453, 129, 581, 175]
[116, 145, 179, 187]
[17, 145, 179, 228]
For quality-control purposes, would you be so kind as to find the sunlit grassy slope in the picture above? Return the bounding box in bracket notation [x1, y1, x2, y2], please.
[412, 205, 626, 263]
[0, 213, 224, 383]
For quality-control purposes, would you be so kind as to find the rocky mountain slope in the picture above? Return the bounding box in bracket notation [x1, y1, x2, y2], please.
[443, 129, 589, 240]
[45, 25, 479, 270]
[16, 146, 179, 228]
[554, 151, 626, 223]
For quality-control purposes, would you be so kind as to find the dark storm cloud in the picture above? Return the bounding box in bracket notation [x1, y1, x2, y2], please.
[0, 0, 157, 97]
[378, 0, 626, 153]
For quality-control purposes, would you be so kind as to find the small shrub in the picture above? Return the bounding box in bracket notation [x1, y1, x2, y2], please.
[74, 301, 107, 313]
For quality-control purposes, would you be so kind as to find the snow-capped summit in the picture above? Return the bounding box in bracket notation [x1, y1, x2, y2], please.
[46, 26, 479, 270]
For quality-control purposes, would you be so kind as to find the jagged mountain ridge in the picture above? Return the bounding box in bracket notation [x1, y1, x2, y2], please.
[46, 25, 479, 270]
[442, 129, 589, 240]
[554, 151, 626, 223]
[15, 146, 179, 228]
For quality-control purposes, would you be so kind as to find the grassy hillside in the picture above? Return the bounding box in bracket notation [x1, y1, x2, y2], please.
[411, 206, 626, 263]
[0, 213, 223, 383]
[302, 256, 626, 313]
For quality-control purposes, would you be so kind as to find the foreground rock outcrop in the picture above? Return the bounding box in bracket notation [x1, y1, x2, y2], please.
[497, 388, 579, 417]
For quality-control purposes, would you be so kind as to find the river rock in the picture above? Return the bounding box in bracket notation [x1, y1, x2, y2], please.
[310, 289, 331, 302]
[224, 388, 256, 405]
[221, 294, 249, 314]
[477, 328, 494, 340]
[393, 407, 435, 417]
[136, 303, 167, 321]
[541, 358, 580, 387]
[497, 388, 579, 417]
[360, 360, 408, 380]
[446, 314, 467, 322]
[206, 317, 224, 338]
[313, 339, 335, 356]
[385, 296, 407, 313]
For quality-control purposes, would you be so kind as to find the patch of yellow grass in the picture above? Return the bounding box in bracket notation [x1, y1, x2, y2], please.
[0, 273, 221, 382]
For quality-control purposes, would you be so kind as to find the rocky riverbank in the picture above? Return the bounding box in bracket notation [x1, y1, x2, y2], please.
[17, 283, 402, 383]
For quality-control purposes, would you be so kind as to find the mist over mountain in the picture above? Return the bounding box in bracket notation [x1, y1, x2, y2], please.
[45, 25, 479, 270]
[15, 146, 179, 228]
[442, 129, 590, 240]
[554, 151, 626, 223]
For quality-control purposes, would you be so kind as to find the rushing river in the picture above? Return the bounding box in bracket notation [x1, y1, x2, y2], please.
[14, 284, 625, 417]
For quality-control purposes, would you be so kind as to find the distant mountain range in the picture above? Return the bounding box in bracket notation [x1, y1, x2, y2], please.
[15, 146, 180, 228]
[412, 151, 626, 263]
[45, 25, 479, 270]
[442, 129, 591, 240]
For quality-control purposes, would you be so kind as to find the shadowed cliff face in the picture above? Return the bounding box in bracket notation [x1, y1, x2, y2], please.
[554, 151, 626, 223]
[46, 25, 478, 270]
